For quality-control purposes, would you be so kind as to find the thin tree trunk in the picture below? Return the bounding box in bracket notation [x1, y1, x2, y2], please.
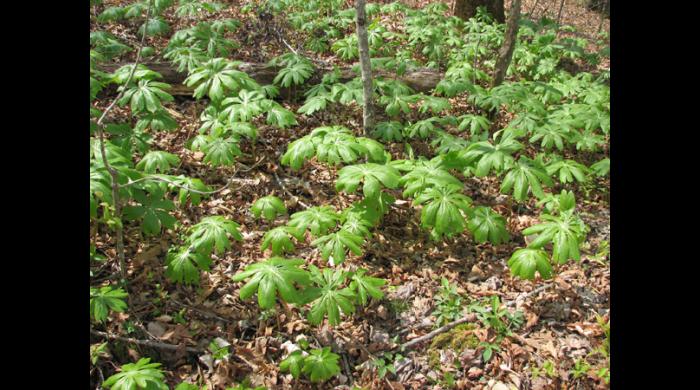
[95, 1, 152, 288]
[597, 0, 609, 33]
[492, 0, 522, 88]
[556, 0, 566, 27]
[355, 0, 374, 135]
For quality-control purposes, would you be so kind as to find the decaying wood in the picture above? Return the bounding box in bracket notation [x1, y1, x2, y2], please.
[98, 61, 445, 96]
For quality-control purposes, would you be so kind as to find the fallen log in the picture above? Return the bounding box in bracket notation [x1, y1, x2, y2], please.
[97, 61, 445, 96]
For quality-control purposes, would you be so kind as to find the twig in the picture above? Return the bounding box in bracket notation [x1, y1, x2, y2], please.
[472, 33, 481, 85]
[556, 0, 566, 32]
[398, 313, 478, 351]
[236, 156, 266, 172]
[171, 299, 235, 323]
[94, 0, 152, 286]
[277, 30, 299, 55]
[121, 175, 258, 194]
[90, 329, 203, 354]
[505, 283, 552, 308]
[96, 366, 105, 390]
[334, 329, 380, 364]
[273, 172, 311, 209]
[396, 283, 553, 351]
[340, 350, 353, 384]
[597, 0, 609, 33]
[122, 156, 265, 193]
[273, 25, 332, 67]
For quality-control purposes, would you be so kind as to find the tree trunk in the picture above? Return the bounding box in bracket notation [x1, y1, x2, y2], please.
[556, 0, 566, 27]
[454, 0, 505, 23]
[492, 0, 522, 88]
[355, 0, 374, 136]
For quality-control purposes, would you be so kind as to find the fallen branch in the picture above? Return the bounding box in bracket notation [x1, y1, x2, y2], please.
[98, 61, 444, 96]
[171, 298, 236, 324]
[505, 283, 553, 308]
[397, 283, 553, 351]
[121, 157, 265, 194]
[121, 175, 259, 194]
[398, 313, 478, 351]
[90, 329, 203, 354]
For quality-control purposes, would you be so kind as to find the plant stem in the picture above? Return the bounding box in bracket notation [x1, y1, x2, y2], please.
[94, 0, 152, 286]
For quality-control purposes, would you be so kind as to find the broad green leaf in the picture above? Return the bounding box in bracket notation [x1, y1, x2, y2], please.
[103, 358, 167, 390]
[349, 269, 385, 305]
[302, 347, 341, 382]
[188, 216, 243, 254]
[135, 151, 180, 174]
[500, 157, 553, 201]
[467, 206, 510, 244]
[251, 195, 287, 221]
[413, 184, 472, 239]
[279, 350, 305, 379]
[288, 206, 341, 237]
[522, 211, 587, 264]
[165, 247, 212, 284]
[90, 286, 127, 322]
[507, 248, 553, 280]
[261, 226, 304, 255]
[311, 229, 364, 265]
[231, 257, 310, 309]
[336, 163, 400, 200]
[306, 267, 355, 326]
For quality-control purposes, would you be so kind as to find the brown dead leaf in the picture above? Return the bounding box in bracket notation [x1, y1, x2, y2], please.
[127, 348, 141, 362]
[567, 322, 603, 338]
[160, 324, 192, 343]
[132, 245, 162, 268]
[524, 311, 540, 330]
[554, 276, 572, 290]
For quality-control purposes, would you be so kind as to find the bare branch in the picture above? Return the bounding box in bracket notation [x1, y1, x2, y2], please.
[90, 329, 203, 354]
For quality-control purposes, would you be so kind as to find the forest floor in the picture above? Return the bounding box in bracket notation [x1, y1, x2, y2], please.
[90, 0, 610, 389]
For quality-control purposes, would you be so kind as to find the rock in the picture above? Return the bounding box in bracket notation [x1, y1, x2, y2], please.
[147, 321, 166, 338]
